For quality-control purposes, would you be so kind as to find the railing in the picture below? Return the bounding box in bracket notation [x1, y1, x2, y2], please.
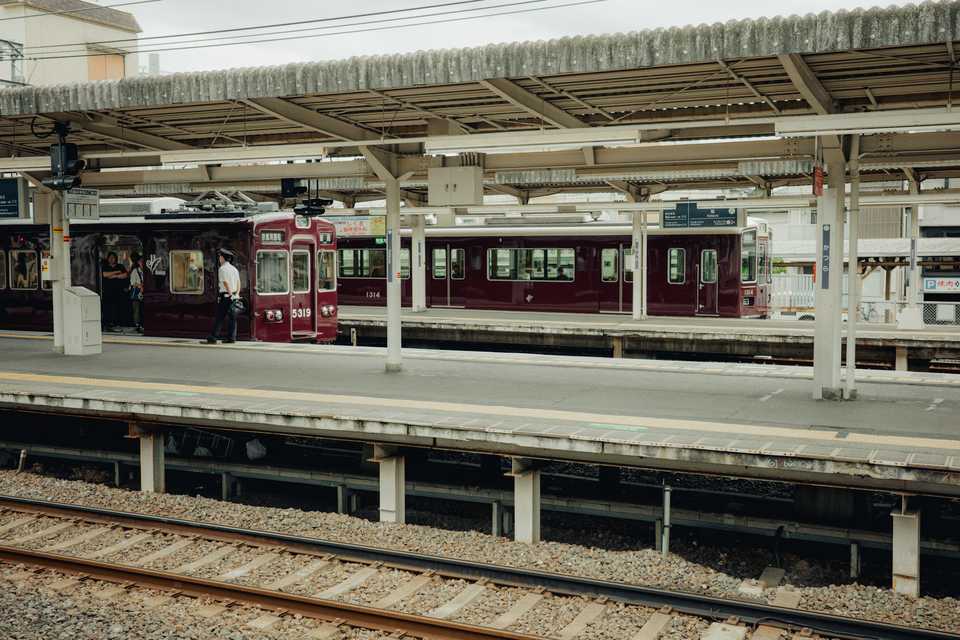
[771, 274, 815, 310]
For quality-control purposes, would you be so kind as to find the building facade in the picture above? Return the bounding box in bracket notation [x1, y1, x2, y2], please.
[0, 0, 139, 86]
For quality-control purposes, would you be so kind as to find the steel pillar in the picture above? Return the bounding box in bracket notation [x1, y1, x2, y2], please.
[138, 432, 165, 494]
[385, 178, 403, 372]
[898, 195, 924, 329]
[631, 212, 646, 320]
[512, 458, 541, 544]
[844, 136, 860, 400]
[375, 445, 405, 524]
[46, 192, 69, 353]
[891, 505, 920, 597]
[813, 161, 846, 400]
[661, 485, 672, 556]
[491, 500, 503, 537]
[411, 215, 426, 312]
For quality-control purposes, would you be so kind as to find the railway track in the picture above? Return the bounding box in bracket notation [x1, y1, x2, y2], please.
[0, 495, 952, 640]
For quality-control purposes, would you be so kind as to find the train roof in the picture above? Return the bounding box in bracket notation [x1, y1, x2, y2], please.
[0, 211, 334, 229]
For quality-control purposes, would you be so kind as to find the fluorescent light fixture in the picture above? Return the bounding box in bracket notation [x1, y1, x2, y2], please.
[160, 143, 326, 165]
[425, 128, 642, 155]
[775, 109, 960, 137]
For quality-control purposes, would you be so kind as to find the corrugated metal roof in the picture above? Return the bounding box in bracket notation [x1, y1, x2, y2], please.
[0, 0, 141, 32]
[0, 1, 957, 116]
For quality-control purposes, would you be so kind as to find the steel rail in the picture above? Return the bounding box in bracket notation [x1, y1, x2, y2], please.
[0, 495, 953, 640]
[0, 544, 539, 640]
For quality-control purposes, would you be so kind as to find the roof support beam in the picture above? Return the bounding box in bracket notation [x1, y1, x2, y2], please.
[244, 97, 378, 142]
[51, 112, 192, 151]
[778, 54, 835, 115]
[716, 60, 780, 114]
[479, 78, 589, 129]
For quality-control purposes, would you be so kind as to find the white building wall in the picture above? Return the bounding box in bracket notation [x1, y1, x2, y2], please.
[0, 4, 138, 86]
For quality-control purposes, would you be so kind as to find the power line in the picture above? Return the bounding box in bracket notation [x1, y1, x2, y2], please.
[0, 0, 160, 23]
[21, 0, 555, 56]
[18, 0, 608, 62]
[22, 0, 499, 51]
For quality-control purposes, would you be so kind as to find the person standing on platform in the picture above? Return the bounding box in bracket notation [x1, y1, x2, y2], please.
[206, 248, 241, 344]
[101, 251, 127, 332]
[129, 253, 146, 334]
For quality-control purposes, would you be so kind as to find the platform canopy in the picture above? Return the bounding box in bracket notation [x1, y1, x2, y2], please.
[0, 1, 959, 200]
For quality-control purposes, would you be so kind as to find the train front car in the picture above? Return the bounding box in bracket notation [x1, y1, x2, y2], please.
[250, 213, 338, 343]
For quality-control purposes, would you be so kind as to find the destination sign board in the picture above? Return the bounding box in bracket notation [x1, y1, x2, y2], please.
[0, 177, 26, 218]
[662, 202, 737, 229]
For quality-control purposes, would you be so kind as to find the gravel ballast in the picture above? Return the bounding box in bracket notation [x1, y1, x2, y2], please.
[0, 470, 957, 633]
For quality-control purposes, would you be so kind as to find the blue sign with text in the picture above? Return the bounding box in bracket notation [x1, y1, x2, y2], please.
[662, 202, 737, 229]
[0, 178, 23, 218]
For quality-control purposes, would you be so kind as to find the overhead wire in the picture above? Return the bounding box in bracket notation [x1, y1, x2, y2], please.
[12, 0, 609, 61]
[22, 0, 520, 51]
[20, 0, 559, 57]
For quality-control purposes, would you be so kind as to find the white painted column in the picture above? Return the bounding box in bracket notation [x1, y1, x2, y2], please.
[139, 432, 165, 494]
[375, 445, 405, 524]
[49, 193, 66, 352]
[631, 212, 646, 320]
[844, 136, 860, 400]
[385, 178, 403, 372]
[512, 458, 541, 544]
[411, 215, 427, 312]
[898, 194, 923, 329]
[891, 507, 920, 597]
[813, 161, 846, 400]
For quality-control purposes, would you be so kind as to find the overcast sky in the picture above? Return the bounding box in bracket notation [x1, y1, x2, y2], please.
[123, 0, 915, 73]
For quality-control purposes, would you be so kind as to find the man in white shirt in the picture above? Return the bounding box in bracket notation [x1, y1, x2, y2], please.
[206, 248, 242, 344]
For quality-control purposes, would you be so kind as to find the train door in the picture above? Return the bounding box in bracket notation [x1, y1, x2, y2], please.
[696, 248, 719, 316]
[599, 244, 633, 313]
[429, 244, 465, 307]
[290, 242, 316, 338]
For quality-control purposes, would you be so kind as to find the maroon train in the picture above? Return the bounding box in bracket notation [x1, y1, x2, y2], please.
[336, 223, 772, 317]
[0, 211, 338, 342]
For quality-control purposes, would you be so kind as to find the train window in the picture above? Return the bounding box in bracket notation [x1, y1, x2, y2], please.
[317, 250, 336, 292]
[292, 251, 310, 294]
[0, 250, 5, 289]
[337, 249, 404, 279]
[170, 250, 204, 294]
[601, 248, 618, 282]
[451, 249, 465, 280]
[623, 249, 634, 283]
[486, 248, 575, 281]
[667, 248, 685, 285]
[432, 248, 446, 279]
[9, 250, 38, 290]
[338, 249, 355, 277]
[758, 241, 771, 284]
[701, 249, 718, 284]
[367, 250, 387, 278]
[741, 230, 758, 283]
[256, 250, 289, 294]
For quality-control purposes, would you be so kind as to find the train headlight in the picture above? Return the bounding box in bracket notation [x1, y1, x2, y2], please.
[265, 309, 283, 322]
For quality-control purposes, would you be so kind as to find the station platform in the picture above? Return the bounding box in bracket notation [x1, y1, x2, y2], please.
[338, 306, 960, 367]
[0, 334, 958, 498]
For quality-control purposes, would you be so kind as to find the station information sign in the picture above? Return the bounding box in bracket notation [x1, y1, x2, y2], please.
[64, 188, 99, 220]
[662, 202, 737, 229]
[0, 177, 27, 218]
[327, 215, 386, 238]
[924, 276, 960, 293]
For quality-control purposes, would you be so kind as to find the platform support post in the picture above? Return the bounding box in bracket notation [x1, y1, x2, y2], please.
[138, 431, 165, 494]
[631, 211, 646, 320]
[661, 485, 672, 556]
[850, 541, 861, 580]
[43, 191, 70, 353]
[898, 179, 924, 330]
[411, 215, 427, 312]
[113, 461, 121, 487]
[895, 346, 909, 371]
[813, 150, 846, 400]
[385, 178, 403, 371]
[491, 500, 503, 537]
[844, 135, 860, 400]
[511, 458, 541, 544]
[220, 472, 233, 501]
[654, 519, 663, 551]
[891, 500, 920, 597]
[374, 445, 405, 524]
[362, 146, 403, 373]
[336, 484, 351, 514]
